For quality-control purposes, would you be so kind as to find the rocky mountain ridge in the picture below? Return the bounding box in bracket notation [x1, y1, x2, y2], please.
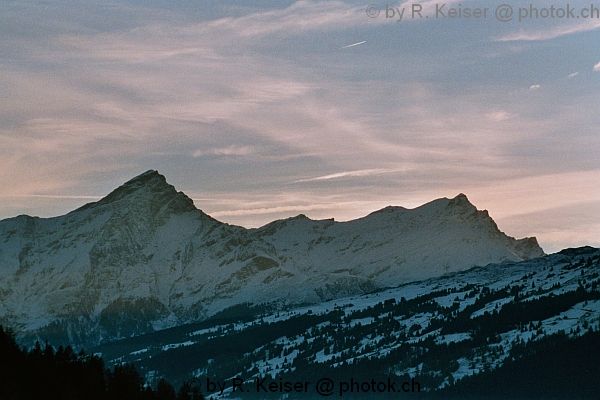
[0, 170, 544, 347]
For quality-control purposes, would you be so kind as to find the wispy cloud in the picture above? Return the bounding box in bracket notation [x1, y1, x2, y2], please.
[193, 145, 256, 157]
[17, 195, 103, 200]
[594, 61, 600, 72]
[1, 1, 599, 249]
[529, 84, 541, 90]
[496, 200, 600, 253]
[486, 111, 516, 122]
[495, 19, 600, 41]
[197, 1, 368, 38]
[567, 72, 579, 78]
[210, 203, 338, 217]
[471, 169, 600, 252]
[209, 199, 398, 220]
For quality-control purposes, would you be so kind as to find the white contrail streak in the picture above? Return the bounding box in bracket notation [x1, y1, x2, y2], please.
[341, 40, 366, 49]
[293, 168, 410, 183]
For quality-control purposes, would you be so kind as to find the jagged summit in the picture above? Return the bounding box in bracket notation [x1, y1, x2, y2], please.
[413, 193, 477, 214]
[448, 192, 473, 206]
[74, 170, 197, 216]
[99, 170, 175, 204]
[367, 194, 474, 217]
[127, 169, 161, 182]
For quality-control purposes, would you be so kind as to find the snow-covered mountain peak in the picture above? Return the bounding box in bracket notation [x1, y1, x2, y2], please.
[368, 194, 477, 220]
[123, 169, 166, 189]
[288, 213, 311, 221]
[412, 193, 476, 215]
[98, 169, 181, 204]
[73, 170, 198, 218]
[258, 213, 335, 229]
[446, 193, 476, 210]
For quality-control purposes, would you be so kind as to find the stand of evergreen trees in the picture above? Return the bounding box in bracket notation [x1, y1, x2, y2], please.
[435, 329, 600, 400]
[0, 326, 203, 400]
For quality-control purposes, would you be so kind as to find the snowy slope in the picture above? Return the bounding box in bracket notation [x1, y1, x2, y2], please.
[0, 170, 543, 347]
[91, 247, 600, 396]
[253, 194, 542, 287]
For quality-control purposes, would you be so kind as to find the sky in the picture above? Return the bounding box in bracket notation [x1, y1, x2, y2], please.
[0, 0, 599, 253]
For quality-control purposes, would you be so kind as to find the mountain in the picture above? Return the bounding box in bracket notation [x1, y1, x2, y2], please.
[0, 170, 544, 348]
[91, 246, 600, 399]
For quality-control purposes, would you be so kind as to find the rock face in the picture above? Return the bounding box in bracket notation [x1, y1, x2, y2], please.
[0, 170, 544, 347]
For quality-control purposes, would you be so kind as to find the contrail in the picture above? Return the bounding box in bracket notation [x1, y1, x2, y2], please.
[342, 40, 366, 49]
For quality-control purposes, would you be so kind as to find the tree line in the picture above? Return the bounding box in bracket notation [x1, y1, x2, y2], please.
[0, 326, 203, 400]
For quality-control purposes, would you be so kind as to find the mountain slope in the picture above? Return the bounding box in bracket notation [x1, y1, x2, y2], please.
[253, 193, 542, 286]
[90, 247, 600, 398]
[0, 170, 543, 347]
